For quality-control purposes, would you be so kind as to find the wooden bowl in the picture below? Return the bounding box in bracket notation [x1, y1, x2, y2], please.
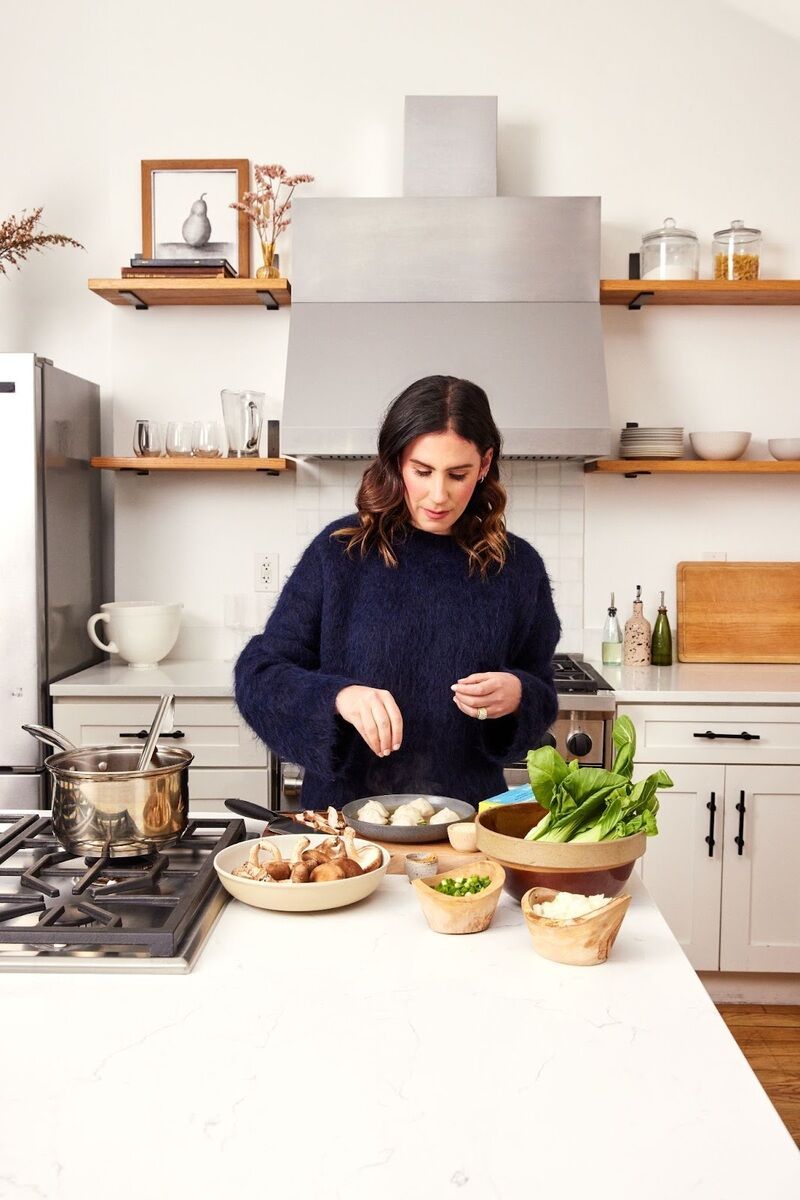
[411, 859, 505, 935]
[475, 802, 646, 901]
[521, 886, 631, 966]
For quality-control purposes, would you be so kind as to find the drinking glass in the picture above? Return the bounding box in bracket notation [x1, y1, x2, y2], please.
[192, 421, 225, 458]
[220, 389, 265, 457]
[133, 420, 163, 457]
[165, 421, 194, 457]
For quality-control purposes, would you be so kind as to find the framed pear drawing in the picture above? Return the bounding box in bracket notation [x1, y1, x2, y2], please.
[141, 159, 250, 276]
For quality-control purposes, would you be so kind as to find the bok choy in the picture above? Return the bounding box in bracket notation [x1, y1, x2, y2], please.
[524, 715, 672, 843]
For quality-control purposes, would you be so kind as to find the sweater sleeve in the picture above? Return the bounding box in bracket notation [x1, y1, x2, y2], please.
[234, 538, 359, 778]
[481, 551, 561, 765]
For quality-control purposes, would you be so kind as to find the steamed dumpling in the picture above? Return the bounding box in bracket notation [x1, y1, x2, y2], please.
[390, 803, 425, 826]
[408, 796, 435, 819]
[428, 806, 461, 825]
[358, 800, 389, 825]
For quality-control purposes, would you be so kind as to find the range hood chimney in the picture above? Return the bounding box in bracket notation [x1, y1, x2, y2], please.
[282, 97, 611, 459]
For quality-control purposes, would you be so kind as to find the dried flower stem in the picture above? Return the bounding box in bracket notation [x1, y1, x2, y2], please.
[230, 163, 314, 249]
[0, 207, 84, 277]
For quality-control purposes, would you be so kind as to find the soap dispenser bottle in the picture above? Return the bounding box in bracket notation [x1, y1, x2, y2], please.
[651, 591, 673, 666]
[623, 585, 652, 665]
[601, 593, 623, 665]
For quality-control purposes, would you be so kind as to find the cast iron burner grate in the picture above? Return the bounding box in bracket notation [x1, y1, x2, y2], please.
[0, 814, 244, 957]
[552, 654, 613, 695]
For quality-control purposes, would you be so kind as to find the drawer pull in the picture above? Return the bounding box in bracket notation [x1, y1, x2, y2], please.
[119, 729, 186, 740]
[734, 790, 746, 856]
[705, 792, 716, 857]
[693, 730, 760, 741]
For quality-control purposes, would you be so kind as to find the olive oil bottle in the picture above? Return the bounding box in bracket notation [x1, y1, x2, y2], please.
[601, 593, 623, 665]
[651, 591, 673, 666]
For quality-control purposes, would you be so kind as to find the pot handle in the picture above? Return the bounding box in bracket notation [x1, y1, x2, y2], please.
[22, 723, 77, 752]
[87, 611, 117, 653]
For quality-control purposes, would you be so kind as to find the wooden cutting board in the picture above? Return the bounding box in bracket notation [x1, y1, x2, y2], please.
[677, 561, 800, 662]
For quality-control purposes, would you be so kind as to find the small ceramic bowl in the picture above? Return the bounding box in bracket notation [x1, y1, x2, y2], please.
[768, 438, 800, 461]
[521, 886, 631, 966]
[447, 821, 478, 853]
[411, 860, 505, 934]
[405, 852, 439, 880]
[688, 431, 751, 461]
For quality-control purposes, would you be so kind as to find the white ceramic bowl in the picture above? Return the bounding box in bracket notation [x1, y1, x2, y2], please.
[447, 821, 478, 852]
[688, 431, 751, 461]
[768, 438, 800, 461]
[214, 833, 390, 912]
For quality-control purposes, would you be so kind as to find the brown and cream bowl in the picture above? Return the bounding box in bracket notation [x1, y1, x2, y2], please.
[475, 802, 646, 902]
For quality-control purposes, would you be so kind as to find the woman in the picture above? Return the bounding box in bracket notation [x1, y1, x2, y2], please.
[235, 375, 560, 809]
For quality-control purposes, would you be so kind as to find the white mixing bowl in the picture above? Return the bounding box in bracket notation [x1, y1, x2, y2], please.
[689, 431, 751, 460]
[768, 438, 800, 461]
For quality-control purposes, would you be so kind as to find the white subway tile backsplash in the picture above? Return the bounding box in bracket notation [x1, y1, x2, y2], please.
[536, 486, 560, 511]
[536, 511, 559, 535]
[510, 485, 537, 511]
[558, 509, 583, 534]
[558, 557, 583, 582]
[559, 486, 584, 511]
[536, 462, 560, 485]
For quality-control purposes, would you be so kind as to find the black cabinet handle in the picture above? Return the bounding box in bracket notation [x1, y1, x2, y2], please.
[734, 790, 746, 855]
[119, 729, 186, 740]
[693, 730, 760, 741]
[705, 792, 716, 857]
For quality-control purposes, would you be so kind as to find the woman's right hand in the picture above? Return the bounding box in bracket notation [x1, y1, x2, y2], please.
[335, 686, 403, 757]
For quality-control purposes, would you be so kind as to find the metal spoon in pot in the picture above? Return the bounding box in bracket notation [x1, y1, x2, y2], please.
[136, 693, 176, 772]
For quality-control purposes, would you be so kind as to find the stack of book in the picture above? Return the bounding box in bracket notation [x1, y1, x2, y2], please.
[122, 257, 238, 279]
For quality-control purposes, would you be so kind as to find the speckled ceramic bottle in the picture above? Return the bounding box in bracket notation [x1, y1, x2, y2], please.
[623, 585, 652, 665]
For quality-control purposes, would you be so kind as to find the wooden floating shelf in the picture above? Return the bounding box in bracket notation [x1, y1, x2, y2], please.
[91, 456, 294, 473]
[585, 459, 800, 475]
[600, 279, 800, 307]
[88, 277, 291, 309]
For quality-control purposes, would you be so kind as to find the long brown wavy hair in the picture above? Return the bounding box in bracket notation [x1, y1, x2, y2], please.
[332, 375, 508, 579]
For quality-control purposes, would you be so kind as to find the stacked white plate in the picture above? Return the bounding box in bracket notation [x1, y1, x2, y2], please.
[619, 426, 684, 459]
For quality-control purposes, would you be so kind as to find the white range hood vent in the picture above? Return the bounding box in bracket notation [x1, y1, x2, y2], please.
[282, 97, 611, 460]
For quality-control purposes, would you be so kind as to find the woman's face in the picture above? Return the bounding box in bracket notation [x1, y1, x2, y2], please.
[400, 430, 492, 535]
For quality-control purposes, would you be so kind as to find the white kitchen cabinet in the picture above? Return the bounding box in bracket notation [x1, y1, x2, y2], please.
[638, 763, 724, 971]
[51, 698, 269, 813]
[619, 702, 800, 974]
[720, 765, 800, 972]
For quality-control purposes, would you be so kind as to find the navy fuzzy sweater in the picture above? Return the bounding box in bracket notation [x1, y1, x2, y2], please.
[235, 517, 561, 809]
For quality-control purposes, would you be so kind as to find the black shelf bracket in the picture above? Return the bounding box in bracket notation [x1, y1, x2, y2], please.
[623, 470, 652, 479]
[258, 290, 279, 311]
[628, 290, 654, 311]
[118, 290, 149, 310]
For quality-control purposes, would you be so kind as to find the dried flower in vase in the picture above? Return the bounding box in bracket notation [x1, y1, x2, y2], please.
[0, 207, 84, 277]
[230, 163, 314, 278]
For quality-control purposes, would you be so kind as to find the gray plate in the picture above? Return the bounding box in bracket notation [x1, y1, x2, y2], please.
[342, 794, 475, 843]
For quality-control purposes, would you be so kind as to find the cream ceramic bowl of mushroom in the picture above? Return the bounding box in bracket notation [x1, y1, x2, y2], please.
[214, 830, 390, 912]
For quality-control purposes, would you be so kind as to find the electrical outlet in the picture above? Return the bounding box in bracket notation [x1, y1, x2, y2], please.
[254, 552, 280, 592]
[702, 551, 727, 561]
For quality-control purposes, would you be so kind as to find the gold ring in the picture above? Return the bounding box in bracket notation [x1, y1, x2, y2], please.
[477, 706, 488, 721]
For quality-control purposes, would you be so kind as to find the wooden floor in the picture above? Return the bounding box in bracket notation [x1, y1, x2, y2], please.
[718, 1004, 800, 1145]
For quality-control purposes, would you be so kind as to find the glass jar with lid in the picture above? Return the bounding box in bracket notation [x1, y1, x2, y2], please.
[713, 219, 761, 280]
[640, 217, 699, 280]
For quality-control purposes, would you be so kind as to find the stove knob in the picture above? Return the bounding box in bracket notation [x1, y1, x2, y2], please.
[566, 730, 593, 758]
[537, 731, 557, 749]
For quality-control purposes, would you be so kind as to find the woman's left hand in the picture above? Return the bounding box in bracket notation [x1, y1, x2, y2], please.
[451, 672, 522, 720]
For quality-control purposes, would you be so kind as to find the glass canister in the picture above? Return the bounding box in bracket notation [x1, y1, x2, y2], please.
[640, 217, 699, 280]
[713, 219, 761, 280]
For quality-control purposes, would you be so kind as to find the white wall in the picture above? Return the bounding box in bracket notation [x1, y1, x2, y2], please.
[2, 0, 799, 663]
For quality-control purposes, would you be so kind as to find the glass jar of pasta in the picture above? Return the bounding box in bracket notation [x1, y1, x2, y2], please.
[712, 219, 761, 280]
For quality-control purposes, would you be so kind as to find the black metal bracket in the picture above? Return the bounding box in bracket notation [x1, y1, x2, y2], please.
[628, 290, 654, 310]
[257, 290, 279, 311]
[118, 290, 148, 310]
[623, 470, 652, 478]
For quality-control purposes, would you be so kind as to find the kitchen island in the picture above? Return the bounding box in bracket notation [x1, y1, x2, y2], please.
[1, 820, 798, 1199]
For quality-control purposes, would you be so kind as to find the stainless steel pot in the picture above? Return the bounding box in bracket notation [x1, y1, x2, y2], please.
[24, 725, 192, 857]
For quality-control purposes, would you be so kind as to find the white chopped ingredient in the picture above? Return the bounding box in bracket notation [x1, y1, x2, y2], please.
[428, 806, 461, 825]
[531, 892, 610, 920]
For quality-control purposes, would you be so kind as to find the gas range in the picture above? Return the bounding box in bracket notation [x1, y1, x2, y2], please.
[0, 813, 245, 973]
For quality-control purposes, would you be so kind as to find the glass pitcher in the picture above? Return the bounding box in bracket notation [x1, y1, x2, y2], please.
[221, 389, 265, 458]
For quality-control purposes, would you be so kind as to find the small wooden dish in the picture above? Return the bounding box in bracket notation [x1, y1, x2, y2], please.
[520, 886, 631, 966]
[411, 859, 505, 934]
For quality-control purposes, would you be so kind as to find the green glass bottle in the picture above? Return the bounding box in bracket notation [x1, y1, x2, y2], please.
[651, 590, 673, 666]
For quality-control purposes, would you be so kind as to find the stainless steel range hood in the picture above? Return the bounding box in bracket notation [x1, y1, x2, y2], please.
[282, 97, 611, 460]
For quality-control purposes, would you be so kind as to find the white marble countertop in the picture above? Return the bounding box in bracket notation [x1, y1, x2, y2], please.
[590, 660, 800, 703]
[0, 832, 797, 1199]
[52, 658, 800, 705]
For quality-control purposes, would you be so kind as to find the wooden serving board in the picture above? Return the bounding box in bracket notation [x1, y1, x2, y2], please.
[677, 561, 800, 663]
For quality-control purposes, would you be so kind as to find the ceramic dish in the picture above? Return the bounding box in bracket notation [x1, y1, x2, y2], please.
[342, 795, 475, 843]
[214, 833, 390, 912]
[521, 886, 631, 965]
[688, 431, 751, 460]
[475, 802, 646, 901]
[768, 438, 800, 461]
[412, 859, 505, 934]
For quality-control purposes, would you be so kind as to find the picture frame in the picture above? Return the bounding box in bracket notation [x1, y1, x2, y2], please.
[140, 159, 251, 277]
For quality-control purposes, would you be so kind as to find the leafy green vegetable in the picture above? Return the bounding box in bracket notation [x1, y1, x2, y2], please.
[524, 717, 673, 843]
[435, 874, 491, 896]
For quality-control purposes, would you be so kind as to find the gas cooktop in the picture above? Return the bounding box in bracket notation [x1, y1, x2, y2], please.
[552, 655, 613, 695]
[0, 813, 245, 973]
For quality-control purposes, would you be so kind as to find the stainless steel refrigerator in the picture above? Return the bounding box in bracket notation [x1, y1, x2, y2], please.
[1, 354, 103, 807]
